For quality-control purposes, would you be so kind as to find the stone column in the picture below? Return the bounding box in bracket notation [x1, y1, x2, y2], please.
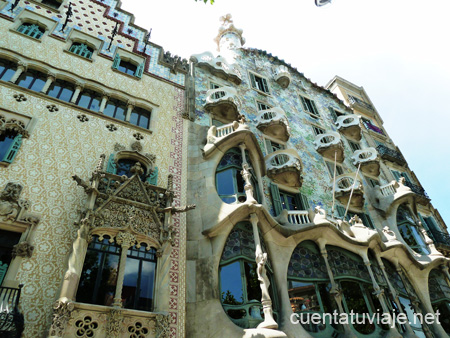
[41, 72, 56, 94]
[112, 232, 136, 307]
[249, 213, 277, 329]
[99, 92, 110, 113]
[239, 143, 257, 204]
[125, 100, 135, 122]
[319, 244, 356, 338]
[375, 256, 418, 337]
[70, 82, 84, 103]
[9, 62, 27, 83]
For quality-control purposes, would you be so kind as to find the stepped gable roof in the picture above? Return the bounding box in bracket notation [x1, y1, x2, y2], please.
[242, 47, 352, 113]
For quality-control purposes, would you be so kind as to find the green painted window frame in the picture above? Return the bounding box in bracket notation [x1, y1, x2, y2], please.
[300, 95, 319, 117]
[17, 23, 45, 39]
[69, 42, 94, 59]
[249, 72, 270, 94]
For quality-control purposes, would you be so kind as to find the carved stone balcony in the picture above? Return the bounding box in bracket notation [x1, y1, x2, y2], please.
[256, 107, 290, 142]
[376, 144, 406, 166]
[204, 120, 250, 156]
[334, 174, 364, 209]
[313, 132, 344, 162]
[191, 51, 242, 84]
[274, 65, 291, 89]
[266, 149, 303, 188]
[335, 114, 361, 140]
[204, 86, 239, 122]
[351, 147, 380, 176]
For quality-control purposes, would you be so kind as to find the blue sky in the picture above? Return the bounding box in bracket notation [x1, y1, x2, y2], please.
[122, 0, 450, 227]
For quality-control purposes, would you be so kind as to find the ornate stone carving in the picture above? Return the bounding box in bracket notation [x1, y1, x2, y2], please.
[106, 123, 118, 132]
[0, 117, 29, 138]
[133, 132, 144, 140]
[106, 309, 124, 338]
[49, 300, 75, 337]
[12, 241, 34, 258]
[46, 104, 59, 112]
[154, 314, 170, 338]
[115, 231, 137, 248]
[13, 93, 27, 102]
[114, 143, 126, 152]
[160, 51, 188, 74]
[0, 183, 40, 225]
[77, 114, 89, 122]
[130, 141, 143, 152]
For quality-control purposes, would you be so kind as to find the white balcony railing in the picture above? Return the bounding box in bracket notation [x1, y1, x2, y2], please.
[266, 149, 303, 187]
[287, 210, 311, 225]
[380, 181, 398, 197]
[216, 122, 236, 138]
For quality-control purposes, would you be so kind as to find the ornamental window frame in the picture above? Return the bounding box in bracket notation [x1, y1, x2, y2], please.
[0, 110, 33, 166]
[112, 49, 146, 79]
[65, 29, 102, 61]
[248, 71, 270, 95]
[12, 10, 57, 41]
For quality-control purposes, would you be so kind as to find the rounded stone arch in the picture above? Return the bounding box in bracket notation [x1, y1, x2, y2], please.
[113, 150, 155, 177]
[0, 51, 21, 64]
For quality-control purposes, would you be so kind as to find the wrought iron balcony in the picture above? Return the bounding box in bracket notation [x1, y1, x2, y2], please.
[204, 86, 239, 122]
[0, 284, 24, 338]
[376, 144, 406, 166]
[313, 132, 344, 162]
[256, 107, 290, 142]
[266, 149, 303, 188]
[430, 230, 450, 255]
[335, 114, 361, 140]
[334, 174, 364, 209]
[274, 65, 291, 88]
[404, 180, 430, 205]
[191, 51, 242, 84]
[348, 95, 375, 113]
[351, 147, 380, 176]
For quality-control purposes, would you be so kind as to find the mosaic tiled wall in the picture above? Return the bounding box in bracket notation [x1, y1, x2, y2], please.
[193, 48, 374, 215]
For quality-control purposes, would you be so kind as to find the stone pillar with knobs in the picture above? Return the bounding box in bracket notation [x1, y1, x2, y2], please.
[99, 92, 110, 113]
[249, 213, 277, 329]
[70, 81, 84, 103]
[9, 61, 27, 83]
[112, 231, 137, 307]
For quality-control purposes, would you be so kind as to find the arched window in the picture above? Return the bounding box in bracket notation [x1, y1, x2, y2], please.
[112, 54, 144, 79]
[219, 222, 277, 328]
[76, 89, 102, 112]
[0, 130, 22, 164]
[116, 158, 147, 181]
[429, 268, 450, 334]
[216, 148, 260, 204]
[0, 59, 17, 82]
[17, 23, 45, 39]
[327, 246, 385, 335]
[397, 205, 429, 254]
[287, 241, 341, 336]
[16, 69, 47, 92]
[383, 259, 427, 337]
[77, 235, 157, 311]
[69, 42, 94, 59]
[103, 98, 127, 121]
[130, 106, 151, 129]
[47, 79, 75, 102]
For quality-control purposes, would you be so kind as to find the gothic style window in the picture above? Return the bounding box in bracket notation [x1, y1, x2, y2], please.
[69, 42, 94, 59]
[105, 154, 152, 182]
[130, 107, 151, 129]
[219, 222, 277, 328]
[17, 23, 45, 39]
[0, 59, 17, 82]
[47, 79, 75, 102]
[103, 98, 127, 121]
[327, 246, 384, 335]
[0, 230, 22, 284]
[383, 259, 427, 337]
[288, 241, 341, 336]
[76, 89, 102, 112]
[77, 235, 157, 311]
[112, 54, 144, 78]
[429, 269, 450, 334]
[396, 205, 429, 254]
[216, 148, 260, 204]
[16, 69, 47, 92]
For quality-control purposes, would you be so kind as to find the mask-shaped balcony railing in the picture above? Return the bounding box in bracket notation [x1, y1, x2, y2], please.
[376, 144, 406, 166]
[335, 114, 361, 140]
[266, 150, 303, 188]
[256, 107, 290, 142]
[0, 284, 24, 337]
[351, 147, 380, 176]
[313, 131, 344, 162]
[334, 174, 364, 209]
[204, 86, 239, 122]
[273, 65, 291, 89]
[191, 51, 242, 85]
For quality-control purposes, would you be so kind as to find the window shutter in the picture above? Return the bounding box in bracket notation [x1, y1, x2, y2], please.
[400, 172, 412, 185]
[295, 193, 310, 211]
[360, 213, 374, 229]
[261, 78, 269, 93]
[265, 139, 272, 154]
[106, 153, 117, 174]
[112, 53, 121, 69]
[336, 205, 346, 218]
[249, 73, 256, 89]
[147, 166, 158, 185]
[270, 182, 282, 216]
[300, 96, 308, 111]
[418, 214, 430, 231]
[0, 262, 7, 285]
[310, 100, 318, 115]
[3, 134, 23, 163]
[391, 170, 401, 181]
[329, 107, 337, 121]
[136, 61, 145, 78]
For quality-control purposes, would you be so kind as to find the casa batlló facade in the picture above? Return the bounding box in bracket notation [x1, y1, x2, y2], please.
[0, 0, 449, 337]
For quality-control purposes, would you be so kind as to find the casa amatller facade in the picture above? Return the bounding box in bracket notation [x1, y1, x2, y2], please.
[0, 1, 449, 338]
